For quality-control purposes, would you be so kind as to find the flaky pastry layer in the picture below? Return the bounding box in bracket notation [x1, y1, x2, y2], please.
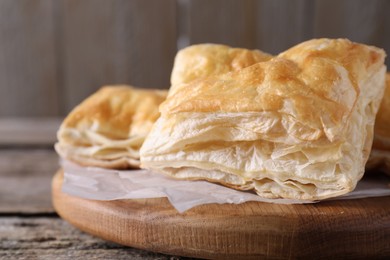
[141, 39, 386, 200]
[170, 44, 272, 94]
[55, 85, 167, 169]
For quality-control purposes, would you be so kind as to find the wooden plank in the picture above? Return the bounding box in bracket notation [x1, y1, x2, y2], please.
[0, 218, 180, 259]
[0, 149, 59, 213]
[0, 118, 61, 146]
[313, 0, 389, 67]
[60, 0, 176, 114]
[186, 0, 257, 49]
[0, 0, 60, 117]
[313, 0, 384, 40]
[53, 171, 390, 259]
[256, 0, 314, 55]
[382, 1, 390, 68]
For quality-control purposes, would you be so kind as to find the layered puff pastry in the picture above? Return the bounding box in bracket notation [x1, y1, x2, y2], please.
[140, 39, 386, 200]
[170, 44, 272, 94]
[55, 86, 167, 169]
[367, 73, 390, 173]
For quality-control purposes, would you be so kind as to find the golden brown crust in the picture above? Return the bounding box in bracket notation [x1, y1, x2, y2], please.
[170, 44, 272, 90]
[163, 58, 351, 117]
[141, 38, 387, 200]
[161, 39, 384, 142]
[63, 86, 167, 140]
[56, 85, 168, 169]
[279, 38, 385, 88]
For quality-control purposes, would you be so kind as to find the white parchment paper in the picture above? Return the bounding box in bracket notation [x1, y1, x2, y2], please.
[61, 160, 390, 213]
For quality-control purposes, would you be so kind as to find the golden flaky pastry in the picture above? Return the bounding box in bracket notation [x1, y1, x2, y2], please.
[367, 73, 390, 173]
[140, 39, 386, 201]
[55, 86, 167, 169]
[170, 44, 272, 94]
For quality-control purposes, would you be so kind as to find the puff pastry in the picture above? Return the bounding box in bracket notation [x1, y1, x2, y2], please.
[170, 44, 272, 94]
[367, 73, 390, 173]
[140, 39, 386, 200]
[55, 85, 167, 169]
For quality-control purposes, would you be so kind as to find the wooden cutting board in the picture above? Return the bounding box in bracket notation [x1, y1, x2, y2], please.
[52, 170, 390, 259]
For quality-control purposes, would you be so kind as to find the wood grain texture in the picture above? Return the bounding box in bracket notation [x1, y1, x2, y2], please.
[0, 0, 389, 117]
[0, 0, 60, 117]
[60, 0, 176, 114]
[0, 218, 185, 260]
[53, 170, 390, 259]
[256, 0, 315, 54]
[0, 149, 58, 213]
[381, 0, 390, 68]
[186, 0, 257, 49]
[0, 118, 61, 145]
[313, 0, 390, 67]
[0, 148, 192, 259]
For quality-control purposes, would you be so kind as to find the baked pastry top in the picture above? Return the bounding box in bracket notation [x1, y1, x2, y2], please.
[140, 39, 386, 200]
[56, 85, 167, 169]
[170, 44, 272, 93]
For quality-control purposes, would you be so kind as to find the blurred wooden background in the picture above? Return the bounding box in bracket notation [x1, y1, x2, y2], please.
[0, 0, 389, 118]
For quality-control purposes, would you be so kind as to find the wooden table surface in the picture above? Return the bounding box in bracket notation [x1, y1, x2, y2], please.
[0, 119, 193, 260]
[2, 119, 390, 259]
